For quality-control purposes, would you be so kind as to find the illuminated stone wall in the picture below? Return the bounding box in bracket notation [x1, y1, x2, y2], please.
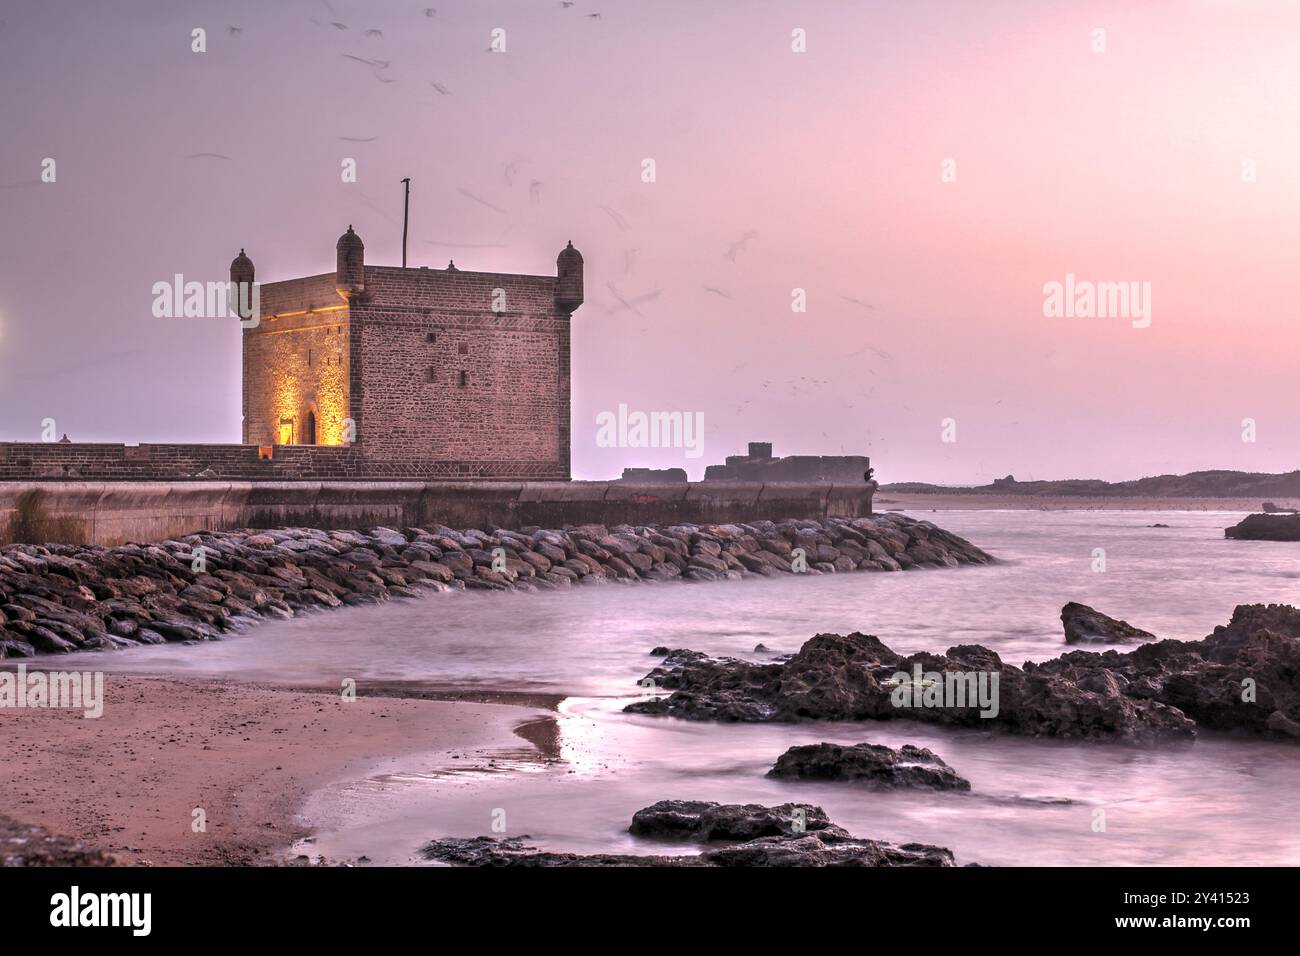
[240, 262, 572, 479]
[242, 273, 350, 447]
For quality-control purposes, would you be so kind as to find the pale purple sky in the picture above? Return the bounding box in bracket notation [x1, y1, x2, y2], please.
[1, 0, 1298, 482]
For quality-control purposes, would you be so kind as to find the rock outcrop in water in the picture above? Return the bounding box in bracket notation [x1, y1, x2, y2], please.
[625, 604, 1300, 744]
[1225, 513, 1300, 541]
[420, 800, 956, 867]
[0, 515, 991, 658]
[1061, 602, 1154, 645]
[626, 634, 1194, 742]
[768, 743, 971, 790]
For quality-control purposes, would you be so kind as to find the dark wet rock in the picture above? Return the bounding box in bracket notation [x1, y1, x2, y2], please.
[703, 831, 954, 867]
[422, 801, 956, 867]
[1034, 603, 1300, 741]
[769, 742, 971, 791]
[629, 800, 831, 840]
[420, 835, 701, 867]
[0, 633, 36, 658]
[1225, 513, 1300, 541]
[0, 814, 115, 866]
[1061, 602, 1154, 645]
[628, 604, 1300, 744]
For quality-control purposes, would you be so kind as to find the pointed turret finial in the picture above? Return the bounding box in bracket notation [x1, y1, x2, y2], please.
[335, 225, 365, 298]
[555, 239, 584, 314]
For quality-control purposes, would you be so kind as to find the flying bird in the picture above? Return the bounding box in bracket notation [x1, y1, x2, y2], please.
[842, 296, 876, 310]
[604, 283, 661, 316]
[342, 53, 394, 83]
[423, 239, 509, 249]
[337, 136, 378, 142]
[599, 204, 629, 231]
[502, 158, 523, 186]
[184, 152, 233, 160]
[424, 7, 437, 16]
[227, 26, 242, 37]
[528, 180, 543, 203]
[364, 28, 383, 38]
[723, 230, 759, 262]
[330, 21, 348, 30]
[430, 81, 452, 95]
[847, 343, 892, 361]
[704, 286, 733, 299]
[456, 187, 508, 214]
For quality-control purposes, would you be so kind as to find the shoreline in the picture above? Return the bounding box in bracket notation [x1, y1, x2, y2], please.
[0, 674, 541, 866]
[876, 493, 1290, 512]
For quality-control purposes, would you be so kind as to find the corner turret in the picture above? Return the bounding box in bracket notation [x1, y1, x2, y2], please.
[555, 240, 584, 314]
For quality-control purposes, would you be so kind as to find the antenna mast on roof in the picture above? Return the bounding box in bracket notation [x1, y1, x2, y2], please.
[400, 177, 411, 267]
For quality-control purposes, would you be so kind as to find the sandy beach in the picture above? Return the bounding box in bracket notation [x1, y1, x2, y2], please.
[0, 675, 539, 866]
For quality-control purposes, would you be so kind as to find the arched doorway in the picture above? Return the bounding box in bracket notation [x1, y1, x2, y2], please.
[304, 410, 317, 446]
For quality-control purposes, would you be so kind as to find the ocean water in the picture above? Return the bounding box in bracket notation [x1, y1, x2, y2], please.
[73, 510, 1300, 866]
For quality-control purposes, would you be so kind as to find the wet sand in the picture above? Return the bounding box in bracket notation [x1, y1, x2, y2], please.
[0, 675, 535, 866]
[876, 493, 1297, 512]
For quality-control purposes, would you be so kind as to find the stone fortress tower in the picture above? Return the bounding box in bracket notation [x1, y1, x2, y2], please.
[236, 227, 583, 479]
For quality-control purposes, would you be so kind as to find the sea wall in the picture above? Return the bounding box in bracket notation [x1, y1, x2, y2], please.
[0, 480, 875, 546]
[0, 442, 564, 481]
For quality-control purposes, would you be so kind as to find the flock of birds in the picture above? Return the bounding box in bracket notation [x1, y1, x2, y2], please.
[0, 1, 907, 453]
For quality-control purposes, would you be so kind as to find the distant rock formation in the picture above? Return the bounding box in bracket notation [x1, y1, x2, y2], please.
[1225, 514, 1300, 541]
[883, 469, 1300, 499]
[1262, 502, 1298, 514]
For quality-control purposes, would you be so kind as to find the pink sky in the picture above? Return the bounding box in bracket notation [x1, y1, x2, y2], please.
[1, 0, 1297, 482]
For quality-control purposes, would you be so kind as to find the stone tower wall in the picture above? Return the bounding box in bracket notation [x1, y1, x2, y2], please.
[241, 273, 350, 447]
[348, 266, 570, 479]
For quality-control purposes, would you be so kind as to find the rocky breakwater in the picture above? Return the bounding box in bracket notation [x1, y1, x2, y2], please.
[626, 603, 1300, 743]
[421, 801, 956, 867]
[0, 514, 991, 659]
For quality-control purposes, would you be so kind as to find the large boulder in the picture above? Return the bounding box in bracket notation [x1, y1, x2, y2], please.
[1061, 602, 1154, 645]
[629, 800, 831, 840]
[769, 742, 971, 791]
